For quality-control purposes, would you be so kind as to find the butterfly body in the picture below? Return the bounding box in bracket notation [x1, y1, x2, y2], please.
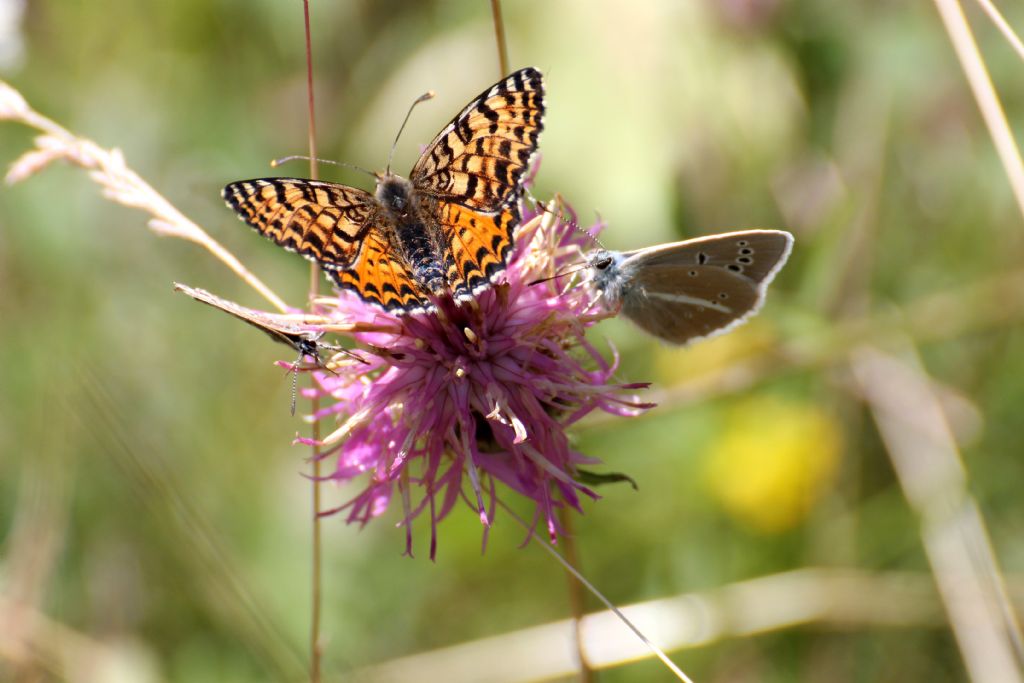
[224, 67, 545, 315]
[373, 173, 447, 297]
[588, 230, 793, 345]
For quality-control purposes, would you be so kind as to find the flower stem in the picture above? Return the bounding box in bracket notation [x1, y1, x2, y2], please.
[301, 2, 324, 682]
[489, 0, 510, 76]
[558, 506, 595, 682]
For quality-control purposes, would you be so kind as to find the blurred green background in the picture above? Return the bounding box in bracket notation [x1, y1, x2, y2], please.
[3, 0, 1024, 681]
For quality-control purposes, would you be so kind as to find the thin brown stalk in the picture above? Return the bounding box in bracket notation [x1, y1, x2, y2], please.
[300, 3, 324, 682]
[490, 0, 510, 76]
[557, 507, 595, 682]
[934, 0, 1024, 221]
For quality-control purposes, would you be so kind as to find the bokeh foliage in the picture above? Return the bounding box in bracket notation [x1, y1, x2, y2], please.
[2, 1, 1024, 681]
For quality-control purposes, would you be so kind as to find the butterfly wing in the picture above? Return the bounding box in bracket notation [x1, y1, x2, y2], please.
[434, 199, 519, 299]
[223, 178, 377, 269]
[609, 230, 793, 345]
[625, 230, 793, 283]
[224, 178, 433, 313]
[328, 229, 434, 314]
[410, 68, 544, 298]
[616, 264, 762, 344]
[411, 67, 545, 212]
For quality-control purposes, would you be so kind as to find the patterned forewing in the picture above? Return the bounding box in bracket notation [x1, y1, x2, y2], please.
[412, 67, 544, 212]
[436, 200, 518, 298]
[328, 230, 434, 313]
[223, 178, 376, 268]
[633, 231, 792, 283]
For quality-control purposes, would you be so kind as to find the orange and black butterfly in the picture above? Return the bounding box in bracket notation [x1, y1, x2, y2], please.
[223, 67, 545, 314]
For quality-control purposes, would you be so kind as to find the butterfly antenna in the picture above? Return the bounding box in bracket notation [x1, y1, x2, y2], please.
[584, 210, 608, 250]
[289, 357, 300, 417]
[271, 155, 376, 180]
[532, 196, 607, 250]
[562, 204, 607, 250]
[386, 90, 435, 175]
[527, 261, 592, 287]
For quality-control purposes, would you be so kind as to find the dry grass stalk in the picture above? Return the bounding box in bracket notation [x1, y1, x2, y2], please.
[852, 344, 1024, 682]
[934, 0, 1024, 222]
[0, 80, 288, 312]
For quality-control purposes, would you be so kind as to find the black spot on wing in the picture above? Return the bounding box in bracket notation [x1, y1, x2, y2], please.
[493, 159, 511, 184]
[303, 227, 324, 253]
[457, 116, 473, 144]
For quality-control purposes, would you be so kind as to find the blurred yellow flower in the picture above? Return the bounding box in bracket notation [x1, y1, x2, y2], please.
[704, 395, 842, 533]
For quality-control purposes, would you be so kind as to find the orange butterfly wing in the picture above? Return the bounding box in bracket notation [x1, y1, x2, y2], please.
[412, 68, 544, 300]
[224, 178, 433, 310]
[224, 68, 545, 314]
[435, 200, 519, 299]
[328, 229, 434, 314]
[412, 67, 544, 212]
[223, 178, 376, 268]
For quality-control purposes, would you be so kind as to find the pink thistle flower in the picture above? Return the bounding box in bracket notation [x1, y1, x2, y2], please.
[300, 203, 652, 558]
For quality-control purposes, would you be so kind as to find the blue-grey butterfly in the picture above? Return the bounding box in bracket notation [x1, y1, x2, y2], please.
[587, 229, 793, 345]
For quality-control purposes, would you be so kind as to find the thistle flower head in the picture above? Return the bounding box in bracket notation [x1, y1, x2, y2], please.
[303, 203, 651, 557]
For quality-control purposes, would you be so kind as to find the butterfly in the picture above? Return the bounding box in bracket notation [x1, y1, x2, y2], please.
[222, 67, 545, 315]
[174, 282, 342, 361]
[586, 229, 793, 345]
[173, 283, 361, 412]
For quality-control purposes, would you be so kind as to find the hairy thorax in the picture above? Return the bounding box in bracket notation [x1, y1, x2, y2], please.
[375, 174, 445, 295]
[589, 249, 628, 306]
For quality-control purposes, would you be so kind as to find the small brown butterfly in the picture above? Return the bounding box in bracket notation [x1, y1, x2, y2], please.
[173, 283, 360, 413]
[223, 67, 545, 314]
[587, 230, 793, 345]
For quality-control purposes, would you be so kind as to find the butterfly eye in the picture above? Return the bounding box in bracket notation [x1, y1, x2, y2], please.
[594, 257, 613, 270]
